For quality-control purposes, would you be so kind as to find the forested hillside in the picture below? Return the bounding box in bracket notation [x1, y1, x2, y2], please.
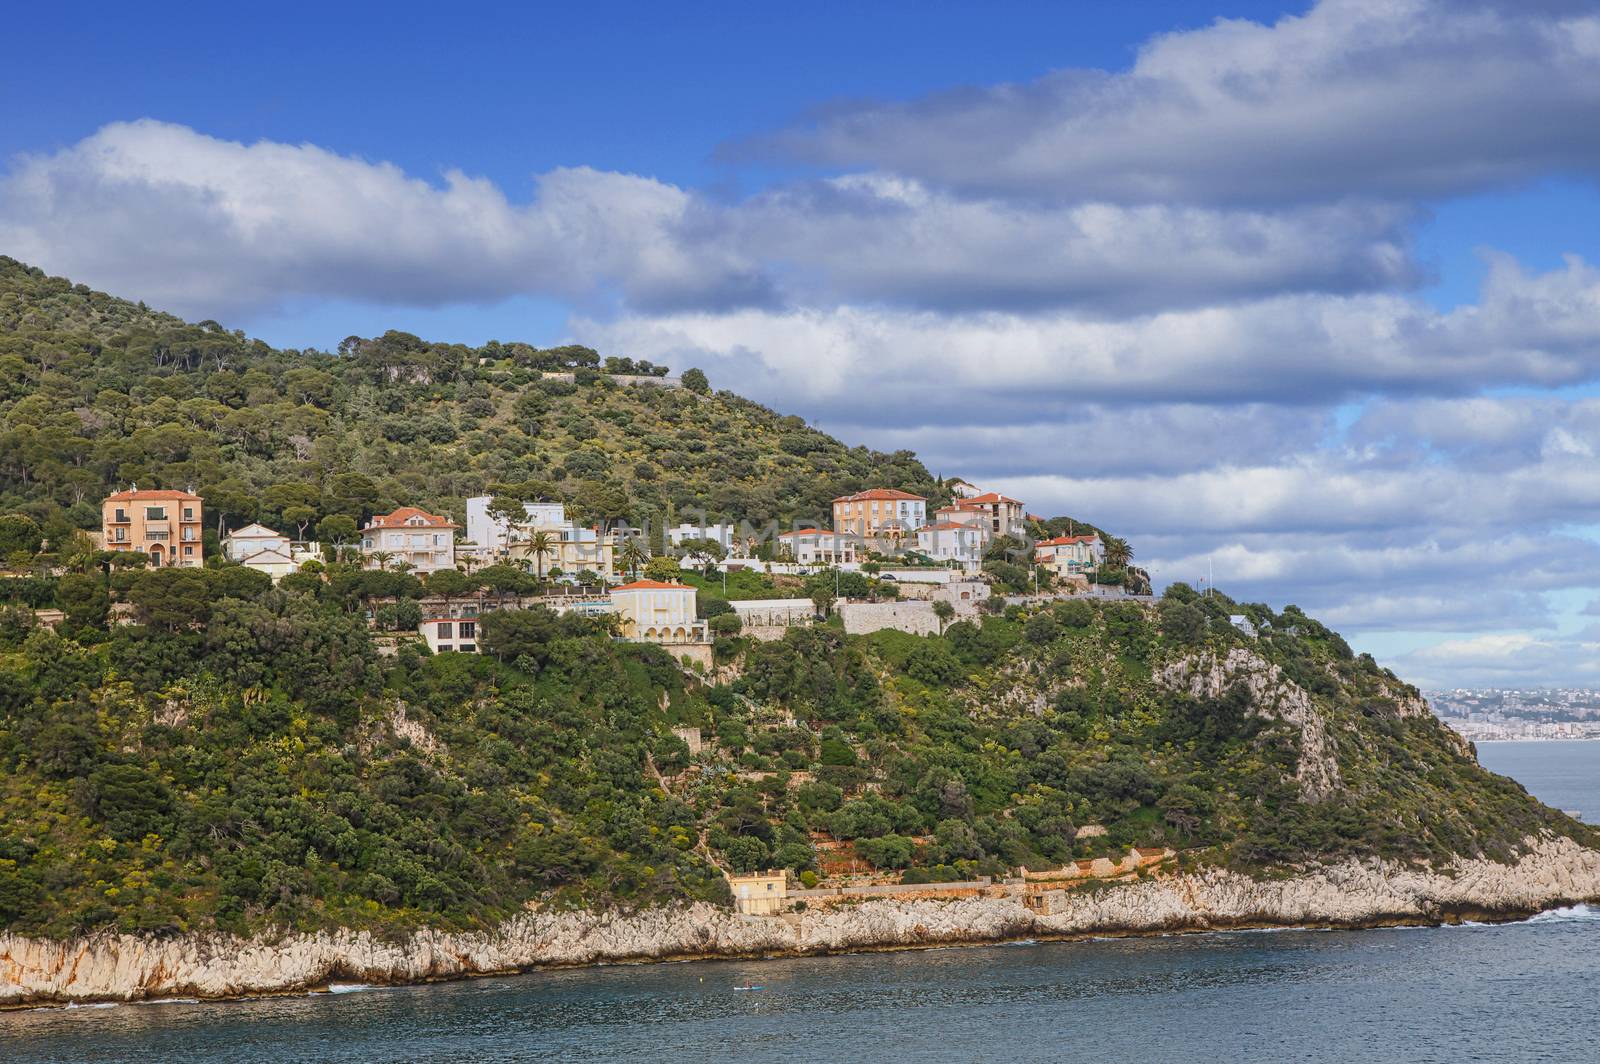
[0, 256, 944, 541]
[0, 258, 1589, 944]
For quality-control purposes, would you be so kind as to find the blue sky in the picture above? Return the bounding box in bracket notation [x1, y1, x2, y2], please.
[5, 0, 1600, 686]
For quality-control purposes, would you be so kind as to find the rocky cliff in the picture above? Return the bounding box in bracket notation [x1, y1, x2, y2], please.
[6, 836, 1598, 1008]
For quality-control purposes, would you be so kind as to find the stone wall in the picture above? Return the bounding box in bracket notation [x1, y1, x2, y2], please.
[840, 601, 939, 636]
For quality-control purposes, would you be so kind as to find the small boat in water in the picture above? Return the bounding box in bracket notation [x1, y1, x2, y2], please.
[733, 985, 764, 992]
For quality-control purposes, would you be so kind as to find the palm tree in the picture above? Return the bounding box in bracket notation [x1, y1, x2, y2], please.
[1102, 536, 1132, 571]
[370, 550, 394, 572]
[618, 534, 649, 580]
[527, 529, 556, 581]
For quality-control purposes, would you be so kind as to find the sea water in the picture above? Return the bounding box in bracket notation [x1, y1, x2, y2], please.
[4, 741, 1597, 1063]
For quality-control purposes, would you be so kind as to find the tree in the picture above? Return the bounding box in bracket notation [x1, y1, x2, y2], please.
[681, 368, 710, 394]
[644, 556, 682, 583]
[0, 513, 43, 560]
[526, 530, 555, 580]
[426, 568, 470, 605]
[281, 505, 316, 540]
[617, 535, 649, 579]
[810, 584, 836, 618]
[932, 599, 955, 633]
[1103, 536, 1133, 570]
[316, 514, 358, 559]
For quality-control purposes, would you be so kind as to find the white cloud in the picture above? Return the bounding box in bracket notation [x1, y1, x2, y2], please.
[753, 0, 1600, 205]
[0, 122, 1426, 322]
[0, 120, 766, 318]
[585, 254, 1600, 411]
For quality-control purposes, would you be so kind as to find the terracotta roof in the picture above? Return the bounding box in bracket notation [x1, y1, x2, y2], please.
[611, 579, 692, 591]
[105, 488, 201, 502]
[920, 522, 983, 532]
[364, 506, 457, 530]
[832, 488, 926, 503]
[778, 528, 829, 537]
[1038, 534, 1101, 546]
[963, 491, 1022, 505]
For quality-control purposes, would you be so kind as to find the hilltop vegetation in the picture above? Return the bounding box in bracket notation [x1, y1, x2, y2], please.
[0, 258, 1590, 943]
[0, 256, 944, 543]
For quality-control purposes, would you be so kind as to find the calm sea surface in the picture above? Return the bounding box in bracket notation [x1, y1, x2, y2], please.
[5, 741, 1598, 1063]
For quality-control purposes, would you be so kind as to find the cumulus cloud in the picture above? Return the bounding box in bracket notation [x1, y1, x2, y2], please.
[584, 254, 1600, 412]
[0, 120, 769, 318]
[749, 0, 1600, 205]
[1391, 631, 1600, 688]
[0, 121, 1428, 321]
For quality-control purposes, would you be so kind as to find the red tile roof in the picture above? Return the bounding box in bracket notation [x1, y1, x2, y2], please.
[963, 491, 1022, 505]
[364, 506, 457, 530]
[1038, 534, 1101, 546]
[832, 488, 926, 503]
[611, 579, 692, 591]
[105, 488, 201, 502]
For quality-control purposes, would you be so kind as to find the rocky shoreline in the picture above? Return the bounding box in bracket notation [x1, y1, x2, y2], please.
[6, 835, 1599, 1009]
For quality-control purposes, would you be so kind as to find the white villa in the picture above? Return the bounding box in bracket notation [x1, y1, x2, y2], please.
[221, 522, 318, 581]
[420, 615, 479, 654]
[778, 528, 863, 566]
[609, 580, 708, 644]
[666, 521, 739, 553]
[1035, 534, 1104, 578]
[915, 521, 990, 569]
[464, 495, 567, 555]
[361, 507, 458, 574]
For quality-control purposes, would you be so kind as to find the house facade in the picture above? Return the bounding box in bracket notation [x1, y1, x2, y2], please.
[102, 488, 204, 568]
[832, 489, 926, 538]
[914, 521, 990, 568]
[361, 507, 458, 574]
[778, 528, 862, 566]
[726, 870, 787, 915]
[222, 522, 317, 581]
[1034, 534, 1104, 577]
[420, 616, 480, 654]
[609, 580, 708, 643]
[666, 522, 739, 553]
[935, 491, 1026, 539]
[464, 495, 567, 556]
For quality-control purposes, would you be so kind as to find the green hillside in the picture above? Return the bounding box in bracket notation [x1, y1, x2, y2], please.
[0, 258, 1590, 942]
[0, 255, 944, 542]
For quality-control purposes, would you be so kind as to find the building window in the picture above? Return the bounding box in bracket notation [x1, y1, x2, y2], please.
[113, 508, 129, 523]
[438, 622, 453, 639]
[183, 507, 194, 520]
[459, 621, 476, 639]
[146, 506, 167, 521]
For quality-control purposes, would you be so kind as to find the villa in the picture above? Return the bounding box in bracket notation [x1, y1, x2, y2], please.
[101, 488, 204, 568]
[934, 491, 1026, 539]
[360, 506, 458, 574]
[832, 489, 926, 538]
[1035, 533, 1104, 578]
[221, 522, 318, 581]
[915, 521, 990, 569]
[778, 528, 863, 566]
[609, 579, 708, 644]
